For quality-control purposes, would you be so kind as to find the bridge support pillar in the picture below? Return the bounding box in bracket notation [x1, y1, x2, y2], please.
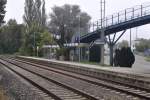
[106, 30, 126, 66]
[100, 28, 105, 65]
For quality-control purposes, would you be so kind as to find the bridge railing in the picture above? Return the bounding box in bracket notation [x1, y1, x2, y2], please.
[87, 2, 150, 34]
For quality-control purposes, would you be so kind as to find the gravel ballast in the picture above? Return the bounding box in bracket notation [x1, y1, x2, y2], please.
[0, 64, 46, 100]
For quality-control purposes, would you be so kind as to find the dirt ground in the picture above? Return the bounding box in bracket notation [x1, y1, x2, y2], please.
[0, 87, 9, 100]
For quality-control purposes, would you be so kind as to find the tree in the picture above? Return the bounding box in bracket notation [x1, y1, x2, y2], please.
[24, 0, 46, 28]
[0, 19, 24, 54]
[117, 40, 129, 48]
[41, 0, 46, 27]
[23, 0, 35, 28]
[49, 4, 91, 47]
[22, 0, 48, 56]
[117, 39, 150, 53]
[135, 39, 150, 52]
[0, 0, 7, 26]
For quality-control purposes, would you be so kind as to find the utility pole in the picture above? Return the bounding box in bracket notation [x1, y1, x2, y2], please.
[100, 0, 106, 65]
[136, 27, 138, 40]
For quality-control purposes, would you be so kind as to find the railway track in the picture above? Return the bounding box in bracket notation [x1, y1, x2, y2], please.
[0, 56, 150, 100]
[0, 57, 98, 100]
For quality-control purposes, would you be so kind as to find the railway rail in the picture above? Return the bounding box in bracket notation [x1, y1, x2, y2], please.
[0, 56, 150, 100]
[17, 56, 150, 91]
[0, 57, 97, 100]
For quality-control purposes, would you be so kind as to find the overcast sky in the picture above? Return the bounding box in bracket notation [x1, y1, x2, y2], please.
[4, 0, 150, 42]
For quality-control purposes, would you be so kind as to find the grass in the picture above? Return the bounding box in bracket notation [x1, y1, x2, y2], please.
[145, 56, 150, 62]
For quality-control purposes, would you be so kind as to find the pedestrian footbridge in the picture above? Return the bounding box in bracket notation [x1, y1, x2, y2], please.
[80, 3, 150, 43]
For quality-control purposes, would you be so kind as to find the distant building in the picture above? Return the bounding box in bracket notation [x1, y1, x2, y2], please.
[144, 49, 150, 56]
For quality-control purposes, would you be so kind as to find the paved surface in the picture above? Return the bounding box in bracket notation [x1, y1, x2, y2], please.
[133, 55, 150, 69]
[104, 55, 150, 75]
[130, 55, 150, 75]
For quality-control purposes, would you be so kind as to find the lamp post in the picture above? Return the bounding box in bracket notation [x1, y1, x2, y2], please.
[34, 32, 36, 56]
[78, 14, 81, 62]
[37, 46, 39, 57]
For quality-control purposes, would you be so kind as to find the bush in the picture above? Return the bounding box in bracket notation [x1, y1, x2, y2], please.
[56, 47, 70, 60]
[114, 47, 135, 67]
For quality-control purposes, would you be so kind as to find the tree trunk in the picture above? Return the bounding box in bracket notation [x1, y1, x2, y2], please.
[109, 44, 114, 66]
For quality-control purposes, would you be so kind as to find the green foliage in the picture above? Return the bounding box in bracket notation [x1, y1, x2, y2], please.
[135, 39, 150, 52]
[0, 19, 24, 54]
[114, 47, 135, 67]
[21, 0, 48, 56]
[49, 4, 91, 47]
[40, 30, 54, 47]
[20, 22, 43, 56]
[0, 0, 7, 26]
[145, 57, 150, 62]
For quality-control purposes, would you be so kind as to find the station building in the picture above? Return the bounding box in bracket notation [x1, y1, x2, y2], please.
[42, 42, 102, 63]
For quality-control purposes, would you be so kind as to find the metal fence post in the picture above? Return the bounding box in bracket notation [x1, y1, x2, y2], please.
[132, 8, 134, 19]
[112, 15, 113, 25]
[118, 13, 119, 23]
[141, 5, 143, 16]
[125, 9, 127, 21]
[106, 18, 108, 27]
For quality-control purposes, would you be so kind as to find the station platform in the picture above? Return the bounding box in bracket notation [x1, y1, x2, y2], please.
[17, 56, 150, 90]
[18, 56, 150, 79]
